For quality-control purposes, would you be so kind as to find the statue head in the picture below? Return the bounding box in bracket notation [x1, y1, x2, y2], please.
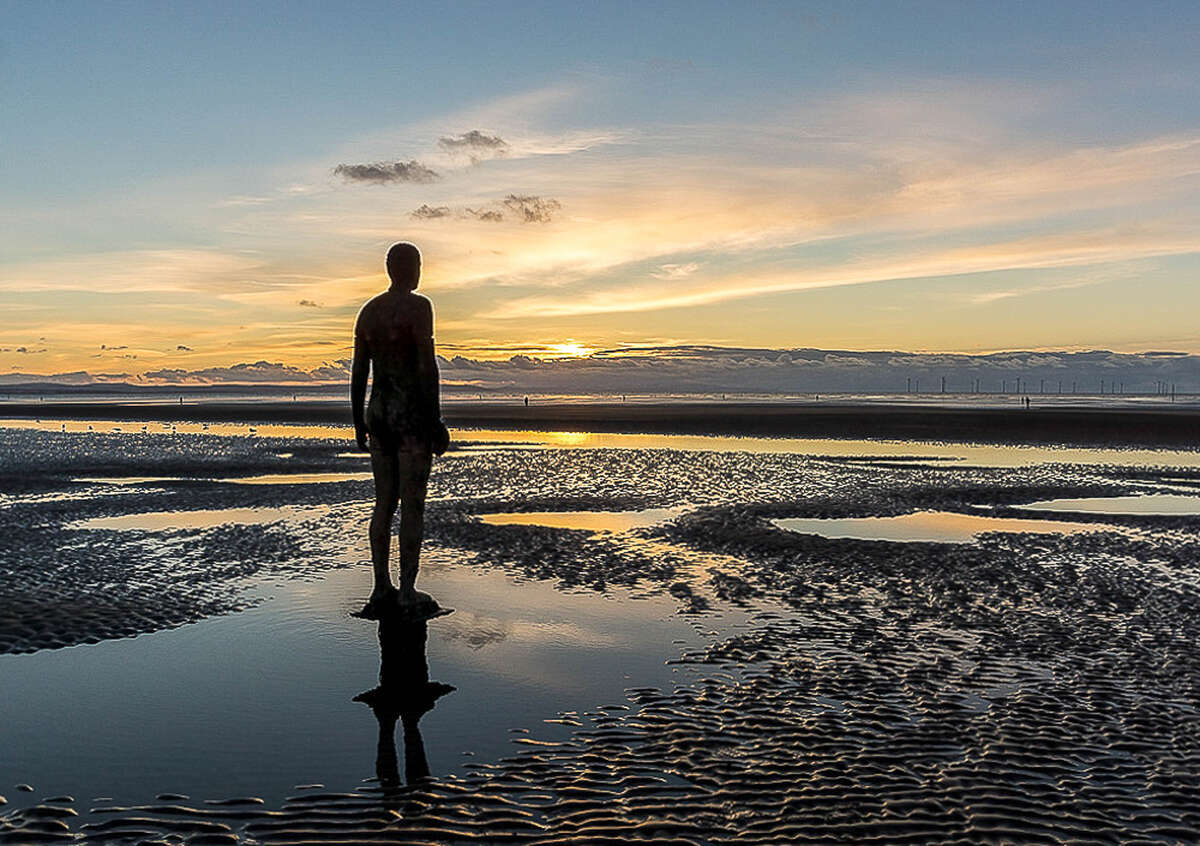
[386, 242, 421, 291]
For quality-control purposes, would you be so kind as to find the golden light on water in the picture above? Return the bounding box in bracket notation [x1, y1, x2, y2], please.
[543, 431, 591, 447]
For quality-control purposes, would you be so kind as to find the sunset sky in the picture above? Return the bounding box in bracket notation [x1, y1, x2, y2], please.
[4, 1, 1200, 379]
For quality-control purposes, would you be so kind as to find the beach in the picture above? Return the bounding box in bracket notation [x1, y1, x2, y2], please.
[10, 0, 1200, 841]
[2, 410, 1200, 842]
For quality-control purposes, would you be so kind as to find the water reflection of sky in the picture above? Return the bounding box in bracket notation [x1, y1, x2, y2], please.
[0, 555, 731, 810]
[454, 429, 1200, 469]
[72, 505, 323, 531]
[773, 511, 1114, 543]
[1023, 494, 1200, 515]
[6, 419, 1200, 468]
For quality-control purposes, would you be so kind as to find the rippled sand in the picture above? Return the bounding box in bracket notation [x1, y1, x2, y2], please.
[3, 425, 1200, 842]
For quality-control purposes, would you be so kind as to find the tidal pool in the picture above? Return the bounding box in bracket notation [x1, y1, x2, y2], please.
[773, 510, 1111, 543]
[0, 553, 729, 813]
[72, 505, 323, 531]
[1023, 493, 1200, 515]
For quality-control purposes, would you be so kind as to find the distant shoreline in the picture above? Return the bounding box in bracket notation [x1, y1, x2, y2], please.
[2, 399, 1198, 449]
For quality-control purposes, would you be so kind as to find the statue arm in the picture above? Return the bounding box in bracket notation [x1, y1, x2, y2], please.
[351, 319, 370, 449]
[417, 299, 441, 421]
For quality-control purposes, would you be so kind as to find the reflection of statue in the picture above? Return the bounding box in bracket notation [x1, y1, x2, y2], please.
[354, 617, 454, 788]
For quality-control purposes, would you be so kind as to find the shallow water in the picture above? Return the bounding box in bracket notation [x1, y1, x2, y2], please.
[479, 508, 682, 533]
[227, 471, 373, 485]
[0, 418, 345, 440]
[76, 472, 375, 486]
[773, 510, 1111, 543]
[451, 428, 1200, 468]
[8, 418, 1200, 467]
[1024, 493, 1200, 515]
[72, 505, 323, 531]
[0, 552, 729, 812]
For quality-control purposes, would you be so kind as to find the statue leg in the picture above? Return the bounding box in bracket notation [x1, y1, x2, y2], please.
[396, 448, 432, 599]
[369, 446, 400, 597]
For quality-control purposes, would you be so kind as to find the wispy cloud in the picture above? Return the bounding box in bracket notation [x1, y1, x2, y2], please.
[484, 224, 1200, 319]
[651, 262, 702, 279]
[0, 250, 263, 294]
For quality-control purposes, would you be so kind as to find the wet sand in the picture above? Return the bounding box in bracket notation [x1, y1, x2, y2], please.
[4, 424, 1200, 842]
[4, 398, 1200, 447]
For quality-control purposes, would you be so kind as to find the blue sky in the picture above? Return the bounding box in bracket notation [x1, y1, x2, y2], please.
[3, 1, 1200, 376]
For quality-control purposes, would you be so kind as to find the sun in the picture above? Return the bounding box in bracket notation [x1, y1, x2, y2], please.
[546, 341, 596, 358]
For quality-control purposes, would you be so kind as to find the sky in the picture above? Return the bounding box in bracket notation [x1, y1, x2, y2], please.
[3, 0, 1200, 382]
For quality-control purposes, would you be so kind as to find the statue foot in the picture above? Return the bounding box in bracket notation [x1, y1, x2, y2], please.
[353, 586, 399, 620]
[397, 589, 453, 621]
[354, 588, 452, 621]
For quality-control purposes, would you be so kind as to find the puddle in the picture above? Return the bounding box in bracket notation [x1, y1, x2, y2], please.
[72, 506, 321, 531]
[75, 472, 373, 487]
[773, 510, 1109, 543]
[0, 555, 736, 812]
[227, 472, 372, 485]
[0, 487, 147, 508]
[74, 476, 182, 486]
[479, 508, 683, 533]
[1023, 494, 1200, 515]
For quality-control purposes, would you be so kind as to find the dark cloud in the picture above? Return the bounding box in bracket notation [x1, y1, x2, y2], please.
[424, 347, 1200, 396]
[438, 130, 508, 161]
[177, 345, 193, 351]
[143, 360, 315, 384]
[412, 195, 562, 224]
[8, 347, 1197, 395]
[309, 359, 352, 381]
[297, 299, 320, 308]
[502, 194, 561, 223]
[333, 160, 439, 184]
[99, 344, 128, 351]
[0, 371, 93, 385]
[411, 204, 451, 220]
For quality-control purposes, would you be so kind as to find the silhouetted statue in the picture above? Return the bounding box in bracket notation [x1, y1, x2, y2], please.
[352, 242, 451, 619]
[354, 618, 454, 788]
